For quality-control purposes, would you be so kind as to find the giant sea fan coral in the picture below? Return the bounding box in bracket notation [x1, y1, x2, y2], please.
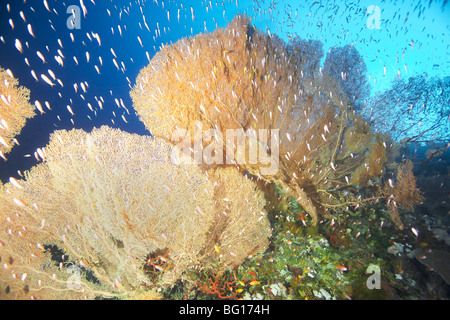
[131, 14, 414, 227]
[322, 44, 370, 109]
[0, 126, 270, 299]
[131, 15, 334, 223]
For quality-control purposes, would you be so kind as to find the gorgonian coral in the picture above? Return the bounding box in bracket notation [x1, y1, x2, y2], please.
[0, 67, 35, 158]
[131, 15, 416, 227]
[0, 126, 270, 299]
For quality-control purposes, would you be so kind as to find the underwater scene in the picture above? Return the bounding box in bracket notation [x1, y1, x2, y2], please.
[0, 0, 448, 302]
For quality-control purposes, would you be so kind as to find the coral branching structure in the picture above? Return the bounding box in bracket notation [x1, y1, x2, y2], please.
[0, 126, 271, 299]
[0, 67, 35, 159]
[364, 74, 450, 145]
[381, 159, 423, 229]
[322, 44, 370, 110]
[131, 15, 421, 227]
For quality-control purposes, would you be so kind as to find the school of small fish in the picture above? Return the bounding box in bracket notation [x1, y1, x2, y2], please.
[2, 0, 220, 136]
[0, 0, 445, 150]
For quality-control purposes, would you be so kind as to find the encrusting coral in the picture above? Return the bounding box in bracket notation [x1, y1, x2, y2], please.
[0, 126, 270, 299]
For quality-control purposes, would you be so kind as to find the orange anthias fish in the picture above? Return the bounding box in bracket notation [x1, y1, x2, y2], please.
[335, 263, 348, 272]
